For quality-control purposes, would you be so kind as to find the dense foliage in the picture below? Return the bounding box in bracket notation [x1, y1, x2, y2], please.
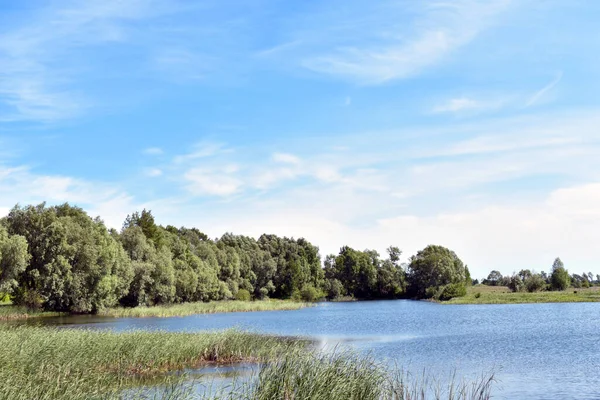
[406, 245, 470, 300]
[0, 202, 472, 312]
[480, 257, 597, 292]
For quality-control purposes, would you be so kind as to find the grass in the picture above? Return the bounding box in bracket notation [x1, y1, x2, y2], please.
[0, 325, 306, 400]
[444, 285, 600, 304]
[202, 352, 495, 400]
[99, 300, 312, 318]
[0, 300, 311, 321]
[0, 324, 496, 400]
[0, 304, 65, 321]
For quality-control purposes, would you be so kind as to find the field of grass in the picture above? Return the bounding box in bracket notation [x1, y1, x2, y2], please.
[444, 285, 600, 304]
[99, 300, 312, 318]
[0, 326, 305, 400]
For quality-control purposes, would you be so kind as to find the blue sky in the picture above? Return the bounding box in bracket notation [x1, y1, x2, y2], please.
[1, 0, 599, 278]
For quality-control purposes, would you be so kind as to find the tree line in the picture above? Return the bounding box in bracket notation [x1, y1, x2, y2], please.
[0, 203, 472, 313]
[481, 257, 598, 292]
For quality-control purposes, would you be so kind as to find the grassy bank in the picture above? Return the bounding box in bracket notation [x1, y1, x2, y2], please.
[0, 326, 305, 400]
[0, 300, 311, 321]
[0, 305, 65, 321]
[99, 300, 312, 318]
[444, 285, 600, 304]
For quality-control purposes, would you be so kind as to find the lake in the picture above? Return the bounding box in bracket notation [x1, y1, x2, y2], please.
[32, 300, 600, 399]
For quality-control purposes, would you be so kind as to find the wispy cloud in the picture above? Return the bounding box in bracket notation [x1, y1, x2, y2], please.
[525, 71, 563, 107]
[0, 163, 139, 228]
[173, 142, 230, 164]
[143, 147, 164, 155]
[145, 168, 163, 177]
[272, 152, 301, 164]
[301, 0, 513, 83]
[184, 166, 242, 196]
[432, 96, 507, 114]
[256, 40, 302, 57]
[0, 0, 162, 122]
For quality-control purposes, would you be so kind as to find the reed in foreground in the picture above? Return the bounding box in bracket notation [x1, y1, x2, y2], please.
[203, 352, 495, 400]
[99, 300, 312, 318]
[0, 326, 306, 400]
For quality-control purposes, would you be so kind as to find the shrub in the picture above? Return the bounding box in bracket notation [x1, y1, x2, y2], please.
[474, 292, 481, 299]
[235, 289, 251, 301]
[525, 274, 546, 292]
[291, 285, 323, 302]
[508, 276, 524, 292]
[438, 283, 467, 301]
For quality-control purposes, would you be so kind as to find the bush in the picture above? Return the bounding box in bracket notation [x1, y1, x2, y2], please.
[508, 276, 524, 292]
[235, 289, 251, 301]
[291, 285, 323, 302]
[437, 283, 467, 301]
[474, 292, 481, 299]
[525, 275, 546, 292]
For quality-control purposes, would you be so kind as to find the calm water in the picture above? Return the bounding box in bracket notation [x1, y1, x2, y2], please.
[34, 300, 600, 399]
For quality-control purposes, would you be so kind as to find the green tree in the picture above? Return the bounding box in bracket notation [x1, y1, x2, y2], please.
[5, 203, 133, 312]
[550, 257, 570, 291]
[525, 273, 546, 292]
[406, 245, 467, 299]
[0, 225, 29, 296]
[484, 270, 503, 286]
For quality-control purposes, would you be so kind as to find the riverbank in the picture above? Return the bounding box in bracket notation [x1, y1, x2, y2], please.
[444, 285, 600, 304]
[0, 305, 65, 321]
[0, 326, 306, 400]
[0, 300, 311, 321]
[99, 299, 312, 318]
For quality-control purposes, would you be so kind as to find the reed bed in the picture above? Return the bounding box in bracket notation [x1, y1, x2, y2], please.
[202, 352, 495, 400]
[0, 305, 64, 321]
[0, 325, 495, 400]
[0, 326, 305, 400]
[99, 300, 312, 318]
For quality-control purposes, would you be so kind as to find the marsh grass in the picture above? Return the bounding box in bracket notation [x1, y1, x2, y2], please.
[0, 326, 305, 400]
[0, 304, 64, 321]
[444, 285, 600, 304]
[99, 300, 312, 318]
[200, 352, 495, 400]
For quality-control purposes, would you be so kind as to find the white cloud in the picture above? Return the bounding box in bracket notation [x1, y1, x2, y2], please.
[273, 152, 301, 164]
[432, 96, 508, 114]
[174, 142, 229, 164]
[145, 168, 163, 177]
[525, 71, 563, 108]
[184, 167, 242, 196]
[0, 163, 140, 229]
[143, 147, 164, 155]
[0, 0, 164, 122]
[302, 1, 513, 83]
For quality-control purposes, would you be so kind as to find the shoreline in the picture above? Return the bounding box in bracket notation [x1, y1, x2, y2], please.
[0, 299, 312, 321]
[442, 285, 600, 305]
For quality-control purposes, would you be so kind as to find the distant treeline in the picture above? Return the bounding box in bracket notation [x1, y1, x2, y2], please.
[480, 259, 599, 292]
[0, 203, 472, 313]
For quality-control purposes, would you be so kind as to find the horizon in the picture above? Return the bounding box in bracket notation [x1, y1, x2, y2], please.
[1, 0, 599, 278]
